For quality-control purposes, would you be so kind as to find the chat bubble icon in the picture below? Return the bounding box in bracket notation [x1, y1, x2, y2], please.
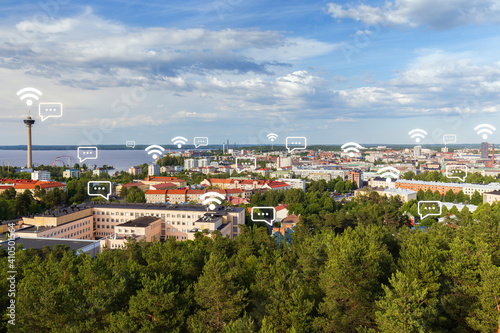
[251, 207, 276, 226]
[418, 201, 442, 220]
[286, 137, 307, 153]
[39, 102, 63, 121]
[445, 165, 468, 182]
[78, 146, 98, 163]
[443, 134, 457, 145]
[194, 137, 209, 148]
[126, 141, 136, 148]
[236, 157, 257, 170]
[88, 181, 112, 201]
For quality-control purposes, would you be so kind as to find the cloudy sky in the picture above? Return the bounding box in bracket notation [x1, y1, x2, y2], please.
[1, 0, 500, 147]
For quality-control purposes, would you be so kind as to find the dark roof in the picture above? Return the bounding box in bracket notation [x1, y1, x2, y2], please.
[88, 202, 244, 214]
[1, 237, 97, 251]
[119, 216, 160, 227]
[486, 190, 500, 195]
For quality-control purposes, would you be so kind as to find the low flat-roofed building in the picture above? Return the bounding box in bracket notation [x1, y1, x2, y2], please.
[184, 212, 233, 240]
[1, 237, 100, 258]
[369, 177, 397, 188]
[102, 216, 162, 250]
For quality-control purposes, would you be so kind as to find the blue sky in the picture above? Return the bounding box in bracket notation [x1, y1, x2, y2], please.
[1, 0, 500, 147]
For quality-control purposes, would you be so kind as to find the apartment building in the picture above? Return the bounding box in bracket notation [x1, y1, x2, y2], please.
[145, 190, 168, 203]
[148, 164, 160, 176]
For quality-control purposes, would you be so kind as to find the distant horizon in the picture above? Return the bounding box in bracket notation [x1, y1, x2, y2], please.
[0, 143, 494, 150]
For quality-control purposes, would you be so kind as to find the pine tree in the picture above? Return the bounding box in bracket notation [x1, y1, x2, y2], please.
[375, 271, 432, 333]
[191, 253, 247, 331]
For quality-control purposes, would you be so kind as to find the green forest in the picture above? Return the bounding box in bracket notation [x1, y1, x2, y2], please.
[2, 191, 500, 332]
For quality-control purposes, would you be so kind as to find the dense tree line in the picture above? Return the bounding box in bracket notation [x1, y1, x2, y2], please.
[1, 191, 499, 332]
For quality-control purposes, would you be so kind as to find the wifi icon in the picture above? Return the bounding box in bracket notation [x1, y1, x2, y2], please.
[171, 136, 188, 148]
[474, 124, 496, 140]
[408, 129, 427, 143]
[145, 144, 165, 160]
[377, 167, 401, 183]
[200, 192, 225, 210]
[341, 142, 365, 157]
[17, 87, 42, 106]
[267, 133, 278, 142]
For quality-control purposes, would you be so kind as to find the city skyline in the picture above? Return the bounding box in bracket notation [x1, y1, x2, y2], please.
[1, 0, 500, 146]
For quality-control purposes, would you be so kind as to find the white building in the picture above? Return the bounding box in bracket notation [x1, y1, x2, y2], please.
[148, 164, 160, 176]
[277, 157, 292, 168]
[414, 146, 422, 157]
[184, 159, 198, 170]
[31, 170, 51, 181]
[292, 168, 345, 180]
[93, 168, 108, 177]
[198, 159, 210, 168]
[63, 169, 80, 179]
[279, 178, 306, 191]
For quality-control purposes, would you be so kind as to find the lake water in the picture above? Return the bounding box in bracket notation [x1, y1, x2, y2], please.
[0, 150, 157, 171]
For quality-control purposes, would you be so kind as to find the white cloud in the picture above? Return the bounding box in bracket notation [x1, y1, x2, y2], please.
[0, 9, 337, 90]
[327, 0, 500, 29]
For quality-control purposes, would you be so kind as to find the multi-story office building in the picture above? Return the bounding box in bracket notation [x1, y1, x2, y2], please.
[21, 203, 245, 242]
[31, 170, 51, 181]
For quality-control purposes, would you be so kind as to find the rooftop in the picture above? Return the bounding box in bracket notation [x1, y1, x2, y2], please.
[1, 237, 98, 251]
[119, 216, 160, 228]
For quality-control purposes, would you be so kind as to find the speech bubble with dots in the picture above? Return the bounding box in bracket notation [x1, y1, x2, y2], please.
[251, 207, 276, 226]
[87, 181, 112, 201]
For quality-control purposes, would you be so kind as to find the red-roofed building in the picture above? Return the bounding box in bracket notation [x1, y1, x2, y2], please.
[228, 197, 250, 205]
[272, 213, 300, 235]
[142, 176, 179, 186]
[170, 179, 188, 187]
[167, 189, 187, 204]
[13, 181, 66, 196]
[186, 189, 206, 203]
[275, 204, 289, 221]
[263, 181, 291, 191]
[225, 188, 244, 197]
[200, 178, 234, 189]
[145, 190, 167, 203]
[256, 168, 272, 177]
[151, 182, 177, 190]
